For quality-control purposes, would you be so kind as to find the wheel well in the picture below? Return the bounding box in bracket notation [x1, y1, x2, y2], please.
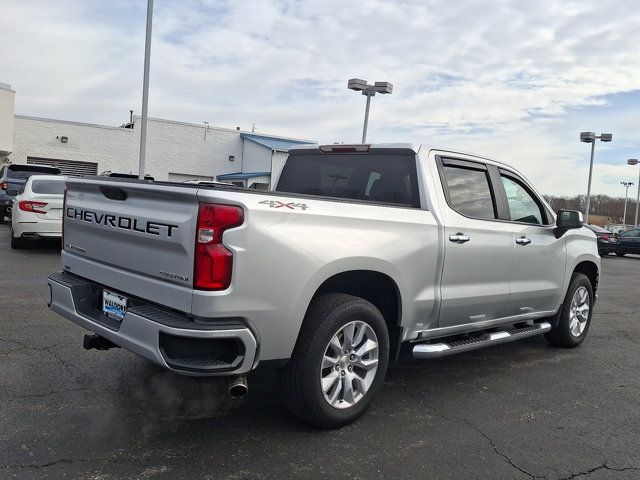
[312, 270, 402, 357]
[574, 261, 598, 293]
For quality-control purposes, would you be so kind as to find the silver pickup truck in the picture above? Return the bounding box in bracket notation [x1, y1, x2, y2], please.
[48, 144, 599, 428]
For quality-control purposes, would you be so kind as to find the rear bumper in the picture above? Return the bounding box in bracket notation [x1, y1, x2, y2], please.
[47, 272, 258, 376]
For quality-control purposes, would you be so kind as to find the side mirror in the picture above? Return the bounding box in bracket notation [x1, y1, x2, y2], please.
[555, 210, 583, 238]
[6, 188, 18, 197]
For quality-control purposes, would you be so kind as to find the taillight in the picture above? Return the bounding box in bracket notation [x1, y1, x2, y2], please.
[19, 201, 48, 214]
[193, 203, 244, 290]
[0, 181, 8, 190]
[601, 234, 609, 242]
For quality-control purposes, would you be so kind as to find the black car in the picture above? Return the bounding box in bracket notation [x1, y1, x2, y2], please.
[584, 224, 618, 255]
[614, 227, 640, 257]
[0, 164, 61, 222]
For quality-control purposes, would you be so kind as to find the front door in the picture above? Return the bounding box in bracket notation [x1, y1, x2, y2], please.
[437, 158, 514, 328]
[497, 171, 566, 315]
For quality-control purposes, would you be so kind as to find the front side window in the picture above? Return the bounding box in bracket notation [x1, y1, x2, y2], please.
[441, 164, 496, 219]
[501, 175, 544, 225]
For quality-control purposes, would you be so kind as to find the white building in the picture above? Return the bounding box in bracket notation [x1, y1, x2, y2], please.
[0, 83, 315, 189]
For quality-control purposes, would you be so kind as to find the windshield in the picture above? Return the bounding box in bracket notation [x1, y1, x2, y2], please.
[586, 224, 611, 233]
[8, 165, 61, 179]
[276, 153, 420, 208]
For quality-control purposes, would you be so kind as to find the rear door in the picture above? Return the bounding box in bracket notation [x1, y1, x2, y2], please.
[496, 169, 566, 316]
[436, 157, 514, 328]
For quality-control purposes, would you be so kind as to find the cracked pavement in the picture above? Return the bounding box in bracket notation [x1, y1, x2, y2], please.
[1, 223, 639, 479]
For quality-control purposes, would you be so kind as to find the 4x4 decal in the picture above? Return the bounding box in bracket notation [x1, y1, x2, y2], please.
[259, 200, 309, 210]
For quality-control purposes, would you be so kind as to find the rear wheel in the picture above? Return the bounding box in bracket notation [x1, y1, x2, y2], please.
[545, 273, 593, 348]
[279, 293, 389, 428]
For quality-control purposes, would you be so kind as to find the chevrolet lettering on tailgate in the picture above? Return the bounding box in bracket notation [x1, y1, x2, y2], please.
[65, 207, 178, 237]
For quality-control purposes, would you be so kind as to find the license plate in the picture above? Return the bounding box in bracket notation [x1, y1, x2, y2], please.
[103, 290, 127, 321]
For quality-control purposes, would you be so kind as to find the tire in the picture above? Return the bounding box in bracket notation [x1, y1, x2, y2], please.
[545, 273, 593, 348]
[279, 293, 389, 428]
[10, 232, 26, 249]
[615, 252, 626, 257]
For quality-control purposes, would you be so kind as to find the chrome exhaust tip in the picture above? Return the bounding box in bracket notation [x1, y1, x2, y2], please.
[228, 375, 248, 399]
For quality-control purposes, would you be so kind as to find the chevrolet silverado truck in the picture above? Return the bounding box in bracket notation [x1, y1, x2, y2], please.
[47, 144, 599, 428]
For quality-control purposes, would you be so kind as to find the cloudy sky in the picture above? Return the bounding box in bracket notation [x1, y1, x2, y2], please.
[2, 0, 640, 196]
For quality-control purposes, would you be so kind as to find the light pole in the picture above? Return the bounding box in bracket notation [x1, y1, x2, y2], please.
[138, 0, 154, 180]
[620, 181, 634, 226]
[580, 132, 612, 224]
[629, 159, 640, 227]
[348, 79, 393, 143]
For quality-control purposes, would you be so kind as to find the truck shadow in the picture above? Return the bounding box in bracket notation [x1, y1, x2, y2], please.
[101, 335, 555, 439]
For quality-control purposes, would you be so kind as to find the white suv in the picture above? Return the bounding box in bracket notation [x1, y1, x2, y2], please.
[10, 175, 66, 249]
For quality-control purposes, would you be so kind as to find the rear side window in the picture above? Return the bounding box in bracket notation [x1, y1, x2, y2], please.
[441, 164, 496, 219]
[276, 153, 420, 207]
[31, 180, 65, 195]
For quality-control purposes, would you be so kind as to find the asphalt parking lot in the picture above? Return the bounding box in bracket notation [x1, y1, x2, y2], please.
[1, 223, 639, 480]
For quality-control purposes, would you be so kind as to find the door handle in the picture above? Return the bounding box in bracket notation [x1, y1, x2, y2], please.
[516, 236, 531, 245]
[449, 233, 470, 243]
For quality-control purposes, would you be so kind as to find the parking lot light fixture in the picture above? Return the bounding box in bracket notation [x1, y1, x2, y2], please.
[580, 132, 613, 224]
[348, 78, 393, 143]
[621, 181, 634, 226]
[628, 159, 640, 227]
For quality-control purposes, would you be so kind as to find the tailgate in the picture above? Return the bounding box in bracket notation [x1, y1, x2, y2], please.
[62, 177, 199, 312]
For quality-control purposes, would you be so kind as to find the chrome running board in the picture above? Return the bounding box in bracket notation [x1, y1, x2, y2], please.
[412, 322, 551, 359]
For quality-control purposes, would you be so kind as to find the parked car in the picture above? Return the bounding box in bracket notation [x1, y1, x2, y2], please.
[584, 224, 618, 255]
[0, 164, 61, 222]
[9, 175, 66, 249]
[614, 227, 640, 256]
[47, 144, 599, 428]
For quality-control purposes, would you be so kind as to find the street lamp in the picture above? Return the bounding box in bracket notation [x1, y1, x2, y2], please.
[629, 159, 640, 227]
[348, 78, 393, 143]
[620, 181, 634, 227]
[138, 0, 154, 180]
[580, 132, 612, 224]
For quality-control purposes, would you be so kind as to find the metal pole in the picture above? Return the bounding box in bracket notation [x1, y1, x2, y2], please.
[361, 92, 372, 143]
[622, 185, 629, 226]
[138, 0, 154, 179]
[584, 140, 596, 224]
[635, 168, 640, 227]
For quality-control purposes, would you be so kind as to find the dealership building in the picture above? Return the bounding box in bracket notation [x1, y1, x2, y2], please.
[0, 82, 315, 189]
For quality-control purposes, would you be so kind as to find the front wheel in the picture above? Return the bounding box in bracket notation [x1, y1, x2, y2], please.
[545, 273, 593, 348]
[279, 293, 389, 428]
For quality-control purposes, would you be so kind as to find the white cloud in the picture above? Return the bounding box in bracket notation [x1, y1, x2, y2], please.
[2, 0, 640, 195]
